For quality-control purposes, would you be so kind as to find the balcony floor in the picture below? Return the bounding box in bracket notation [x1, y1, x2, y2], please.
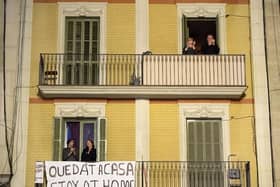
[38, 85, 247, 99]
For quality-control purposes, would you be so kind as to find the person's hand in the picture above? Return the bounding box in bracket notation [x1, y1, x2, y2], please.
[212, 39, 215, 45]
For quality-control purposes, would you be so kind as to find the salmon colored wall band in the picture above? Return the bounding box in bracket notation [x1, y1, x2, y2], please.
[34, 0, 248, 3]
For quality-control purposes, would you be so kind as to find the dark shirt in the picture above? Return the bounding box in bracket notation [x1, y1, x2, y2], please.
[62, 148, 79, 161]
[183, 46, 196, 55]
[81, 148, 97, 162]
[202, 44, 220, 55]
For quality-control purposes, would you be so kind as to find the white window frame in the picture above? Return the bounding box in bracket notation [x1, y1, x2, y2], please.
[179, 103, 230, 161]
[55, 102, 106, 161]
[57, 2, 107, 53]
[177, 3, 227, 54]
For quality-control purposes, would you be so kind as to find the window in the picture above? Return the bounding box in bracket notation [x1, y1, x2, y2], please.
[182, 16, 218, 54]
[53, 117, 106, 161]
[186, 119, 223, 161]
[64, 17, 100, 85]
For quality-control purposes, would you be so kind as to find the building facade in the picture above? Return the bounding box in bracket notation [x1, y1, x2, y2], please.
[1, 0, 276, 186]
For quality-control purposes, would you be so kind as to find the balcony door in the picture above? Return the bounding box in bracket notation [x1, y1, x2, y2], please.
[186, 119, 224, 187]
[182, 16, 218, 54]
[64, 17, 100, 85]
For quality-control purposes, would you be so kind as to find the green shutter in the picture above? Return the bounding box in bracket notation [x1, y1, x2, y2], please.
[53, 117, 65, 161]
[65, 17, 100, 85]
[182, 15, 189, 49]
[98, 118, 107, 161]
[187, 119, 222, 161]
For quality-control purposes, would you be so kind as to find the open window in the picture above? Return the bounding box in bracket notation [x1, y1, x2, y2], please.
[53, 117, 107, 161]
[182, 16, 219, 54]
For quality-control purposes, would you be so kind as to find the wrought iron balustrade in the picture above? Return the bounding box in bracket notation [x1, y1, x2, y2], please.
[39, 53, 246, 87]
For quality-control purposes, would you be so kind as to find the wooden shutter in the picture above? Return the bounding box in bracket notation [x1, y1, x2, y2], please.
[215, 14, 220, 47]
[97, 118, 107, 161]
[53, 117, 65, 161]
[182, 15, 189, 49]
[187, 119, 222, 161]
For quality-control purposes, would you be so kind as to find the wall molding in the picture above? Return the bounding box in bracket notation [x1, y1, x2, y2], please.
[179, 103, 230, 161]
[177, 3, 227, 54]
[57, 2, 107, 53]
[55, 102, 106, 117]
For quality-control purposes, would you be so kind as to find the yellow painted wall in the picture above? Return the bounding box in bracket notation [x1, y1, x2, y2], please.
[107, 4, 135, 53]
[226, 4, 253, 99]
[106, 101, 135, 160]
[150, 102, 179, 160]
[25, 103, 54, 187]
[230, 103, 257, 187]
[149, 4, 178, 54]
[30, 3, 58, 97]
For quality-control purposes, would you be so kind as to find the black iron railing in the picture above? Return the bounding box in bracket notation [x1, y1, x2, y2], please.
[135, 161, 250, 187]
[39, 53, 246, 87]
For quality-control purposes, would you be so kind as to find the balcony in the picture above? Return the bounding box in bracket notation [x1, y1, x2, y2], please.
[38, 54, 247, 99]
[37, 161, 251, 187]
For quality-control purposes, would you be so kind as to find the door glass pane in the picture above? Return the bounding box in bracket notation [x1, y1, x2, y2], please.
[66, 122, 80, 155]
[83, 123, 95, 149]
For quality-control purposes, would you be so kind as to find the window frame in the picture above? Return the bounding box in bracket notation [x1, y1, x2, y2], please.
[177, 3, 227, 54]
[186, 118, 223, 161]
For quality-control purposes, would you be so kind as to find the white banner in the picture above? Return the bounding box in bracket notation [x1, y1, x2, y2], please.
[45, 161, 135, 187]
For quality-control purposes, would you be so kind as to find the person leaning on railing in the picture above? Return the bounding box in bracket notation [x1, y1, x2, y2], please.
[202, 34, 220, 55]
[182, 37, 197, 55]
[62, 139, 79, 161]
[81, 139, 97, 162]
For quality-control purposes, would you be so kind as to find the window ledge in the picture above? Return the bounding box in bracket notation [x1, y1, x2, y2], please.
[39, 86, 247, 99]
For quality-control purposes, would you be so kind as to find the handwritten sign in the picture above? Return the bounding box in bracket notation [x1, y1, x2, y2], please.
[45, 161, 135, 187]
[34, 161, 44, 184]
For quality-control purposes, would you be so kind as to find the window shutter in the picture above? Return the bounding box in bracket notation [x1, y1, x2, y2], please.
[53, 117, 65, 161]
[97, 118, 107, 161]
[182, 15, 189, 49]
[216, 14, 220, 46]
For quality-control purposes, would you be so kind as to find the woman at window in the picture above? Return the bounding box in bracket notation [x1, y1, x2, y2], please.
[202, 34, 220, 55]
[62, 139, 79, 161]
[81, 139, 97, 162]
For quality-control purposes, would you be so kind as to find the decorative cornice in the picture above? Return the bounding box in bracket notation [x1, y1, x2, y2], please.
[55, 102, 106, 117]
[180, 103, 228, 118]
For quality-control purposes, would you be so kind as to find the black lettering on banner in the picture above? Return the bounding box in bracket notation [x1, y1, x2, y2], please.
[118, 163, 125, 176]
[65, 164, 71, 176]
[57, 166, 64, 177]
[103, 179, 110, 187]
[84, 180, 90, 187]
[73, 164, 79, 175]
[49, 166, 57, 178]
[111, 163, 118, 175]
[130, 179, 134, 187]
[87, 164, 96, 175]
[104, 163, 110, 175]
[120, 180, 130, 187]
[98, 164, 103, 175]
[89, 179, 98, 187]
[111, 180, 119, 187]
[71, 180, 79, 187]
[66, 181, 73, 187]
[50, 182, 57, 187]
[58, 180, 66, 186]
[127, 163, 134, 176]
[80, 164, 89, 175]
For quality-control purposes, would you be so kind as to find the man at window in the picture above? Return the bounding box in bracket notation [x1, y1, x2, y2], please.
[202, 34, 220, 55]
[183, 37, 197, 55]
